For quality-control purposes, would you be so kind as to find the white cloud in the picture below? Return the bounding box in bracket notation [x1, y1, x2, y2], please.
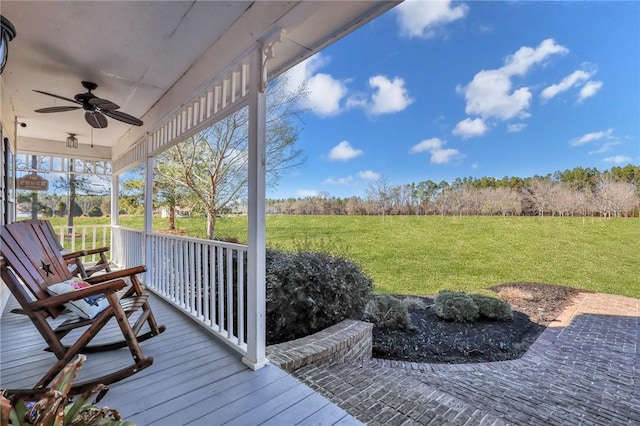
[410, 138, 443, 154]
[353, 75, 413, 115]
[458, 39, 568, 121]
[578, 81, 603, 102]
[603, 155, 632, 164]
[370, 76, 413, 114]
[501, 39, 569, 76]
[306, 73, 348, 116]
[358, 170, 380, 181]
[324, 176, 354, 185]
[540, 69, 594, 101]
[570, 129, 613, 146]
[286, 55, 413, 117]
[285, 54, 347, 117]
[507, 123, 527, 133]
[396, 0, 469, 39]
[452, 118, 488, 138]
[410, 137, 463, 164]
[588, 141, 620, 155]
[297, 189, 318, 197]
[328, 141, 363, 161]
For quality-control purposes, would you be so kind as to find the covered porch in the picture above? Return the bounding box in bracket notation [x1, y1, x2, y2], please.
[0, 0, 398, 419]
[1, 293, 361, 425]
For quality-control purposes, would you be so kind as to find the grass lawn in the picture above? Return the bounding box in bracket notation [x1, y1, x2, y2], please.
[51, 215, 639, 298]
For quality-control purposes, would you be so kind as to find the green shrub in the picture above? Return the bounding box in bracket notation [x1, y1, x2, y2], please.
[363, 294, 412, 330]
[433, 291, 479, 322]
[470, 294, 512, 320]
[266, 249, 373, 344]
[87, 206, 103, 217]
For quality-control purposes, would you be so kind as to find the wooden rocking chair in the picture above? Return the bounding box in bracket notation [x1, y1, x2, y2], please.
[21, 219, 113, 278]
[0, 220, 165, 399]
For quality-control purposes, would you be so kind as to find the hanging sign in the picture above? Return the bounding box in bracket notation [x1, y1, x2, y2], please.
[16, 173, 49, 191]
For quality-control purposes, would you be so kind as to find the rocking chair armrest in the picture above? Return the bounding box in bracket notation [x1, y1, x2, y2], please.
[62, 250, 87, 260]
[30, 280, 128, 310]
[83, 247, 110, 256]
[85, 266, 147, 284]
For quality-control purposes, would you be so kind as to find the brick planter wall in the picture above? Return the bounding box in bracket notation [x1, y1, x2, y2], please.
[266, 319, 373, 372]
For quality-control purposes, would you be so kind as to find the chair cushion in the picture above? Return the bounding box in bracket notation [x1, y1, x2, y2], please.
[46, 278, 110, 319]
[59, 249, 78, 273]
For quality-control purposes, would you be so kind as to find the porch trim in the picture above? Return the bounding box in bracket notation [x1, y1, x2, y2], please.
[112, 62, 251, 174]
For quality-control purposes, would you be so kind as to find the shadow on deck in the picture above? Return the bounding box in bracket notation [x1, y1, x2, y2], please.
[1, 294, 362, 425]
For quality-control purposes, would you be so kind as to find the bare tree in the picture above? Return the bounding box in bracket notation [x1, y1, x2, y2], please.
[526, 178, 558, 217]
[154, 76, 307, 239]
[365, 176, 394, 219]
[597, 178, 638, 218]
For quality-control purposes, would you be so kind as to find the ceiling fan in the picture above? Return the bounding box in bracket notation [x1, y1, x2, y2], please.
[33, 81, 143, 128]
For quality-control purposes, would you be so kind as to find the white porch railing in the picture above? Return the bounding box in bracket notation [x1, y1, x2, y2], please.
[111, 226, 249, 356]
[51, 224, 111, 263]
[110, 226, 144, 269]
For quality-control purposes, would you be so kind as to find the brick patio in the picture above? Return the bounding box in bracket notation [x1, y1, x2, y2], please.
[293, 293, 640, 425]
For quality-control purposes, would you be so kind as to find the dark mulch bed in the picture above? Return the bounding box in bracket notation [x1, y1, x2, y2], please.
[372, 283, 583, 364]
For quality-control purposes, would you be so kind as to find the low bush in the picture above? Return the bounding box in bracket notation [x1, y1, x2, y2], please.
[266, 249, 373, 344]
[470, 294, 512, 320]
[433, 291, 479, 322]
[434, 291, 512, 322]
[363, 294, 412, 330]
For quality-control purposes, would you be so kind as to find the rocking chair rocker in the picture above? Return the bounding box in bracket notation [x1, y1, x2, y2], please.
[0, 220, 165, 399]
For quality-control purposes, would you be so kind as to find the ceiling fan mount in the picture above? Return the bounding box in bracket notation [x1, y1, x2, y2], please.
[34, 81, 143, 129]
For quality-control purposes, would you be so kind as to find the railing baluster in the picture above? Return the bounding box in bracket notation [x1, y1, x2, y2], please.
[217, 246, 224, 334]
[226, 247, 233, 339]
[196, 243, 202, 320]
[208, 246, 220, 331]
[237, 249, 245, 346]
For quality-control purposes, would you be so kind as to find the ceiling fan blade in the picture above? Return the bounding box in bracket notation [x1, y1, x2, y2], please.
[33, 89, 81, 105]
[102, 109, 143, 126]
[89, 97, 120, 111]
[35, 106, 82, 113]
[85, 111, 108, 129]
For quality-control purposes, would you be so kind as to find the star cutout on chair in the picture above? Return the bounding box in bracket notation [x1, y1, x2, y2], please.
[40, 261, 53, 277]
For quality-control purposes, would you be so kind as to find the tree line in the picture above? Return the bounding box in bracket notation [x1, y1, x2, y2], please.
[267, 165, 640, 218]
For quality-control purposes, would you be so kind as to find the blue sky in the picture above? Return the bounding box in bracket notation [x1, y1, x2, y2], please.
[269, 0, 640, 199]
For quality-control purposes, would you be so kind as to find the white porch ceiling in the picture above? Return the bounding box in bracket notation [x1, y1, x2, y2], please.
[1, 1, 398, 160]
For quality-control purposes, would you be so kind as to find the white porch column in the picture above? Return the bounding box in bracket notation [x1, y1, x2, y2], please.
[243, 43, 268, 370]
[110, 174, 119, 226]
[110, 174, 118, 260]
[144, 155, 154, 283]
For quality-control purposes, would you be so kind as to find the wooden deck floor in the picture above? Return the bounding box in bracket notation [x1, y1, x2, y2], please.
[0, 294, 362, 425]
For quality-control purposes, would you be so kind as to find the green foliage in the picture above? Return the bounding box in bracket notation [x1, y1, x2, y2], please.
[434, 291, 512, 322]
[265, 249, 373, 344]
[72, 203, 83, 217]
[363, 294, 412, 330]
[55, 201, 67, 217]
[40, 206, 53, 217]
[433, 291, 479, 322]
[1, 355, 134, 426]
[87, 206, 103, 217]
[470, 294, 512, 320]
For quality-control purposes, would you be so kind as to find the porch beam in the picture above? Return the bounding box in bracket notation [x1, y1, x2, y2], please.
[243, 44, 268, 371]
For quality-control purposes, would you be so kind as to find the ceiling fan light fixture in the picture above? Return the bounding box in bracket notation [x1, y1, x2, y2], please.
[0, 15, 17, 75]
[66, 133, 78, 149]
